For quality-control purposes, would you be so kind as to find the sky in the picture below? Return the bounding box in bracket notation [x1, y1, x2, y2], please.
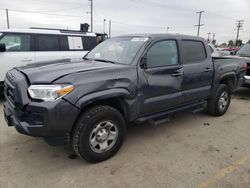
[0, 0, 249, 44]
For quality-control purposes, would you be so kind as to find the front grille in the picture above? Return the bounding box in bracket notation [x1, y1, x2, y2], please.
[4, 70, 30, 115]
[4, 72, 16, 105]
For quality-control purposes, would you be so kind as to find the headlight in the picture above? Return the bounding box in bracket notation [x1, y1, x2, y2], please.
[28, 84, 74, 101]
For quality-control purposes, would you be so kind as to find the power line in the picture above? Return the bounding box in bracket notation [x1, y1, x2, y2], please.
[37, 7, 86, 13]
[0, 8, 85, 18]
[195, 11, 204, 37]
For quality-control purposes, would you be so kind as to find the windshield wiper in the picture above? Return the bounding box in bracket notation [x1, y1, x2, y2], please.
[92, 59, 116, 64]
[83, 57, 89, 60]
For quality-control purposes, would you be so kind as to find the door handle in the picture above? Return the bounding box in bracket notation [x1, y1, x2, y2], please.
[171, 71, 183, 77]
[204, 67, 212, 72]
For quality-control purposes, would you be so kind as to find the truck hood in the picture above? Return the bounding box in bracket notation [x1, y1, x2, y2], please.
[16, 58, 125, 84]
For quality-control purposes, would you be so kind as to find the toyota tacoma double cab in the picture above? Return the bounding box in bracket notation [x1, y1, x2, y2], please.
[3, 34, 246, 163]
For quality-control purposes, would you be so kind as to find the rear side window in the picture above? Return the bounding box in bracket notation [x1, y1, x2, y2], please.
[146, 40, 178, 68]
[82, 36, 97, 51]
[36, 35, 60, 51]
[0, 34, 31, 51]
[182, 40, 207, 63]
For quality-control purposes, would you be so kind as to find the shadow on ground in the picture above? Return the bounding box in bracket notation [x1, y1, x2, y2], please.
[233, 87, 250, 100]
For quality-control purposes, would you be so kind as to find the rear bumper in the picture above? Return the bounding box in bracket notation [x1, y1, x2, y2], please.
[4, 98, 80, 146]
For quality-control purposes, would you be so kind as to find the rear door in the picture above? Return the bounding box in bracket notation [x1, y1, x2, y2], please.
[181, 40, 213, 103]
[139, 39, 183, 115]
[0, 33, 35, 82]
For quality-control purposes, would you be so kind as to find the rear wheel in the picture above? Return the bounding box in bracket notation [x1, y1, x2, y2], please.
[207, 84, 231, 116]
[71, 105, 126, 163]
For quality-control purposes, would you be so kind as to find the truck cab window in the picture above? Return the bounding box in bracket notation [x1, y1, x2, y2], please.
[183, 40, 207, 63]
[0, 34, 31, 51]
[147, 40, 178, 68]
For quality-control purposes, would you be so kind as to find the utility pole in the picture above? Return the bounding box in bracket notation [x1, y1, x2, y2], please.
[6, 9, 10, 29]
[207, 32, 211, 43]
[89, 0, 93, 32]
[103, 19, 106, 33]
[166, 27, 170, 33]
[109, 20, 111, 38]
[195, 11, 204, 37]
[235, 20, 244, 45]
[212, 33, 215, 41]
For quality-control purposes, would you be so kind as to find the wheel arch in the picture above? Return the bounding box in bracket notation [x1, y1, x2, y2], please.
[73, 89, 132, 127]
[218, 74, 236, 91]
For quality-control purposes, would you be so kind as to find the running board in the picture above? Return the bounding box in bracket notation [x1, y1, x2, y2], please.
[136, 101, 206, 123]
[153, 116, 170, 126]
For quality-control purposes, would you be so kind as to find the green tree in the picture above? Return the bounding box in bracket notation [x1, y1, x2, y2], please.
[235, 39, 242, 47]
[228, 40, 234, 47]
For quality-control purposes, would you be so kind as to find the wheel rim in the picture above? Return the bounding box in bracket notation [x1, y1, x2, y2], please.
[89, 121, 118, 153]
[219, 91, 229, 111]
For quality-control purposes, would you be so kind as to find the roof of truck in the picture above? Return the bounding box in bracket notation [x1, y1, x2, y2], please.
[0, 28, 96, 37]
[117, 33, 204, 40]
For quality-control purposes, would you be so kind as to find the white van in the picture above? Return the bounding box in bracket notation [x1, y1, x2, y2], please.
[0, 28, 99, 95]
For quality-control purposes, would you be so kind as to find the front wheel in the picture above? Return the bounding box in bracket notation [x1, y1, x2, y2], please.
[71, 106, 126, 163]
[207, 84, 231, 116]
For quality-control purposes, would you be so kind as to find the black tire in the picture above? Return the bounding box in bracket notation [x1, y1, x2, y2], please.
[71, 105, 126, 163]
[207, 84, 231, 116]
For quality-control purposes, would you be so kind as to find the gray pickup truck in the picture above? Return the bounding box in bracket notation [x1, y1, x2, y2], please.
[4, 34, 246, 163]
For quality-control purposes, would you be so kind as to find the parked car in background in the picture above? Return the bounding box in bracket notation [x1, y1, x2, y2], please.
[216, 48, 230, 56]
[4, 34, 246, 163]
[208, 44, 228, 57]
[0, 28, 99, 96]
[234, 42, 250, 86]
[223, 47, 240, 55]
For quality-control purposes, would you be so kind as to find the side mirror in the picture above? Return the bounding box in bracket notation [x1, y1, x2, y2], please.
[0, 43, 6, 52]
[140, 56, 147, 69]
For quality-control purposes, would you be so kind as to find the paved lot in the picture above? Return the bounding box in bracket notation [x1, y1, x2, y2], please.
[0, 88, 250, 188]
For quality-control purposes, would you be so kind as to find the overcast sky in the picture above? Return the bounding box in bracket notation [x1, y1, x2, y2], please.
[0, 0, 249, 43]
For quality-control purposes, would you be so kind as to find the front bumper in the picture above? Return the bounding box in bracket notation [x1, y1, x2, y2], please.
[4, 98, 80, 146]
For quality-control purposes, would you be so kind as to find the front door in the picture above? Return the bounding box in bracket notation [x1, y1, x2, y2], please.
[139, 40, 183, 115]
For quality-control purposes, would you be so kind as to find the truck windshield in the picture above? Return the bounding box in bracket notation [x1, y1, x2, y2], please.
[85, 37, 148, 65]
[237, 43, 250, 57]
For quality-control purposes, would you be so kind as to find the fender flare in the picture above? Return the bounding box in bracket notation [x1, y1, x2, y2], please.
[75, 88, 131, 110]
[212, 72, 237, 94]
